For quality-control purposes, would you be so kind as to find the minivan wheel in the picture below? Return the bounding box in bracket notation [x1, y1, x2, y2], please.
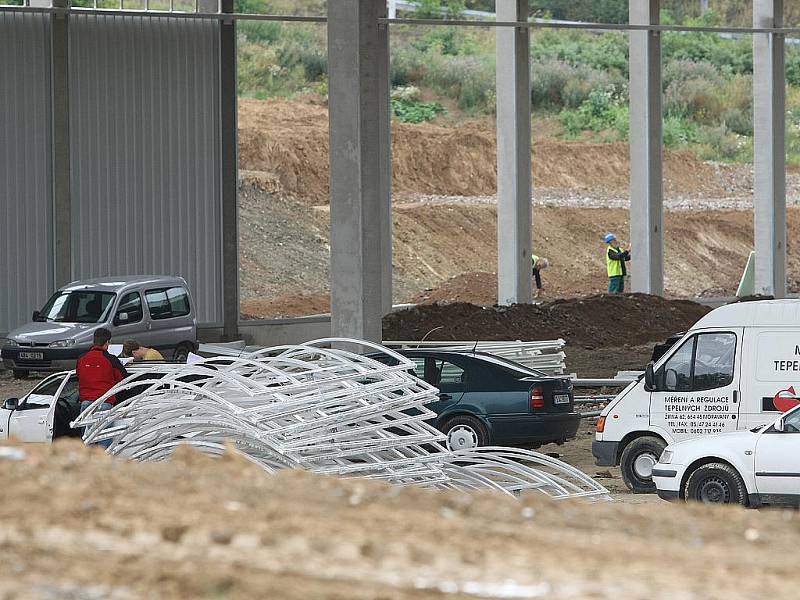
[620, 435, 667, 493]
[443, 415, 488, 451]
[12, 370, 29, 380]
[684, 463, 748, 506]
[173, 344, 192, 363]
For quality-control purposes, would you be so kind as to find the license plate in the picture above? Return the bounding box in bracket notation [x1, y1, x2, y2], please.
[19, 352, 43, 360]
[554, 394, 571, 405]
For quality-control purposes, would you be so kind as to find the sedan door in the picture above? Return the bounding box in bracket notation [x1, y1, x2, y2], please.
[753, 408, 800, 499]
[8, 373, 70, 443]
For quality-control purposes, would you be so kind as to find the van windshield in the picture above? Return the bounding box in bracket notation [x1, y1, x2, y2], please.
[37, 291, 116, 324]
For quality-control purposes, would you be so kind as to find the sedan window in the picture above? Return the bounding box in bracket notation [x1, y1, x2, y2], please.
[783, 410, 800, 433]
[20, 375, 65, 410]
[437, 360, 465, 385]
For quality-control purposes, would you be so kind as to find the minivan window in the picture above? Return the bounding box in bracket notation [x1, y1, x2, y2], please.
[660, 337, 694, 392]
[145, 287, 191, 320]
[656, 332, 736, 392]
[114, 292, 143, 325]
[693, 333, 736, 391]
[38, 291, 115, 324]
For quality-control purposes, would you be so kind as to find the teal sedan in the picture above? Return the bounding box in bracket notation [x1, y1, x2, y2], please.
[371, 350, 579, 451]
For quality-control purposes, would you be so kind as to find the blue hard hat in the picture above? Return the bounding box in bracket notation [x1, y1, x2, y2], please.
[604, 233, 617, 244]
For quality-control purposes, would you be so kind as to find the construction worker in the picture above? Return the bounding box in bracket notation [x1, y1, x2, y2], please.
[605, 233, 631, 293]
[531, 255, 549, 298]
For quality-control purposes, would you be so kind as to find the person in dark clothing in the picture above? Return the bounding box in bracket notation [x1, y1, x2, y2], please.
[605, 233, 631, 293]
[76, 328, 128, 447]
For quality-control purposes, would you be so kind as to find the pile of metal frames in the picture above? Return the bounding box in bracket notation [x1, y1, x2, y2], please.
[72, 339, 609, 501]
[384, 340, 567, 375]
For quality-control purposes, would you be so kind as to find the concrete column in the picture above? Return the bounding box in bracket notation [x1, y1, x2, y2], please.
[753, 0, 786, 297]
[220, 0, 240, 338]
[378, 13, 393, 315]
[52, 0, 71, 287]
[328, 0, 390, 341]
[496, 0, 532, 306]
[629, 0, 664, 296]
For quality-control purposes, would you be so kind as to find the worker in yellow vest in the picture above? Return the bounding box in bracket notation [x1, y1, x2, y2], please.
[531, 254, 549, 298]
[604, 233, 631, 293]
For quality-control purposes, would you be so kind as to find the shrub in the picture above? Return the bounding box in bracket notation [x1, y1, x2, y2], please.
[391, 98, 446, 124]
[238, 20, 282, 44]
[423, 53, 495, 113]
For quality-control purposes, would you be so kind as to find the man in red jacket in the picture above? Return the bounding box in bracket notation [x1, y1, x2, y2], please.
[77, 328, 128, 447]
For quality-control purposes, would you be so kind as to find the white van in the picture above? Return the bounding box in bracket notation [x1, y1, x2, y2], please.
[593, 299, 800, 493]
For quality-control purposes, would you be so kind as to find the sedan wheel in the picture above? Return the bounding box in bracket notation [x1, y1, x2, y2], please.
[447, 425, 479, 450]
[684, 462, 748, 506]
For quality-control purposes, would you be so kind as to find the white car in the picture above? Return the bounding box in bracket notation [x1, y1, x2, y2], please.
[1, 371, 82, 443]
[653, 404, 800, 507]
[1, 365, 175, 443]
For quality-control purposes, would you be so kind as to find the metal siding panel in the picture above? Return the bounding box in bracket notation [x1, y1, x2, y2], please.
[0, 13, 54, 335]
[69, 15, 222, 326]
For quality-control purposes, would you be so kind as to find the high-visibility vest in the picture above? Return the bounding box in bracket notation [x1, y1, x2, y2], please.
[531, 254, 540, 270]
[606, 246, 625, 277]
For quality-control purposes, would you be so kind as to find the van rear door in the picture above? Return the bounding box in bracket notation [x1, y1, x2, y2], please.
[649, 330, 742, 441]
[739, 329, 800, 430]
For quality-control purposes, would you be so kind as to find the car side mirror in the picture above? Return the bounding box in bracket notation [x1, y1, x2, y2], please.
[774, 418, 785, 433]
[116, 312, 129, 323]
[32, 310, 40, 321]
[3, 398, 18, 411]
[644, 362, 655, 392]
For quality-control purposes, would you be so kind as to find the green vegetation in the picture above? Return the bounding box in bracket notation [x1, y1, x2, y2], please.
[391, 87, 447, 124]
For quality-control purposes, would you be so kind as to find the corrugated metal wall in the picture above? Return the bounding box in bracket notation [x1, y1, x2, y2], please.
[69, 15, 222, 326]
[0, 13, 54, 335]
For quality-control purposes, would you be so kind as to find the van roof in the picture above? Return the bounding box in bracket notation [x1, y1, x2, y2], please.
[692, 299, 800, 329]
[60, 275, 186, 292]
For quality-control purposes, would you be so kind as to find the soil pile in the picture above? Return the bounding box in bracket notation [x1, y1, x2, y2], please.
[238, 98, 728, 204]
[2, 440, 799, 599]
[383, 294, 711, 347]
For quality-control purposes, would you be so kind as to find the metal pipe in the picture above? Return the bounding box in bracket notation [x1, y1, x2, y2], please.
[1, 5, 799, 34]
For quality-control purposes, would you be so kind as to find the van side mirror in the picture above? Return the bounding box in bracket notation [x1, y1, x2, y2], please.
[32, 310, 41, 321]
[774, 418, 785, 433]
[3, 398, 18, 411]
[644, 362, 655, 392]
[116, 312, 129, 324]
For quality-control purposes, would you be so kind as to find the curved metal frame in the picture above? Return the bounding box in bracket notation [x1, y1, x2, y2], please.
[71, 339, 609, 501]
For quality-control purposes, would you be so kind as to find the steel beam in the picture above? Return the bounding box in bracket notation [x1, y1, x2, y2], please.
[52, 0, 71, 287]
[496, 0, 532, 306]
[629, 0, 664, 296]
[753, 0, 786, 297]
[327, 0, 390, 341]
[220, 0, 239, 338]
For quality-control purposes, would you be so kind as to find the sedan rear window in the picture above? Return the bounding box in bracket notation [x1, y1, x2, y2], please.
[473, 354, 548, 378]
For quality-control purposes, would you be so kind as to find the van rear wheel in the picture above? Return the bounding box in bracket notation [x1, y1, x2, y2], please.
[620, 436, 667, 493]
[173, 344, 193, 363]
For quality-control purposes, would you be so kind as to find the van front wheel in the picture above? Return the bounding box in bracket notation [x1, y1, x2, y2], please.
[620, 436, 667, 493]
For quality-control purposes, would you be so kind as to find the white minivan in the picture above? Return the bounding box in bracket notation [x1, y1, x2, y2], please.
[594, 299, 800, 492]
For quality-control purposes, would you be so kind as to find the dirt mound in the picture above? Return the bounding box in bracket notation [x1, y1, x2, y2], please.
[238, 98, 726, 204]
[383, 294, 710, 347]
[2, 440, 800, 599]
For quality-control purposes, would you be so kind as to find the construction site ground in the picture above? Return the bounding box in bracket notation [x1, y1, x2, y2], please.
[2, 425, 800, 599]
[236, 99, 800, 320]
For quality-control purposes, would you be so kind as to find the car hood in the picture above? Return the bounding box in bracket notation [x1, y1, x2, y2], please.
[668, 430, 757, 461]
[7, 321, 99, 344]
